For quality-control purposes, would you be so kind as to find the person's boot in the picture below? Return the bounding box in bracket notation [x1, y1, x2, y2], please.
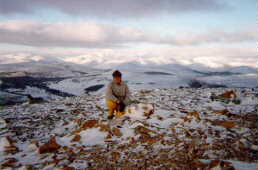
[108, 114, 114, 120]
[117, 102, 126, 112]
[116, 111, 125, 118]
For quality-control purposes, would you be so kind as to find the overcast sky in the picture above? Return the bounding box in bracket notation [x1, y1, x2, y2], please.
[0, 0, 256, 68]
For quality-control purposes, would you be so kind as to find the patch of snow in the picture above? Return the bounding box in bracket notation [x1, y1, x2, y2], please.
[79, 128, 108, 146]
[0, 137, 10, 153]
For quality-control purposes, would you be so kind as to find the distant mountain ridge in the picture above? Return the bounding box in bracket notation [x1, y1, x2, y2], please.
[0, 56, 257, 106]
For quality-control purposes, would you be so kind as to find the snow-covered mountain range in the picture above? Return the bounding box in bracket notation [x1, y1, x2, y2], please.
[0, 55, 257, 105]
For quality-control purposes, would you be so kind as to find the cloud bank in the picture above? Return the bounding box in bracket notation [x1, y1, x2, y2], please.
[0, 20, 255, 48]
[0, 0, 228, 17]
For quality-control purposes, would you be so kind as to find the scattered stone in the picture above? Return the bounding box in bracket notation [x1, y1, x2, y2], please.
[71, 109, 84, 114]
[62, 165, 76, 170]
[96, 124, 110, 132]
[1, 158, 18, 168]
[212, 120, 238, 129]
[134, 125, 157, 135]
[39, 136, 61, 154]
[81, 120, 98, 129]
[71, 134, 81, 143]
[188, 111, 201, 120]
[211, 90, 238, 103]
[111, 152, 121, 162]
[213, 109, 229, 115]
[2, 136, 19, 154]
[218, 90, 237, 99]
[112, 128, 123, 137]
[140, 90, 152, 94]
[207, 160, 235, 170]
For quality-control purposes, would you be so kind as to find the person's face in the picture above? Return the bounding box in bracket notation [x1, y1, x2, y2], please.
[113, 76, 122, 84]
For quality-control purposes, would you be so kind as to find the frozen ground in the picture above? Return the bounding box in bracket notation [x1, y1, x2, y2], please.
[0, 88, 257, 169]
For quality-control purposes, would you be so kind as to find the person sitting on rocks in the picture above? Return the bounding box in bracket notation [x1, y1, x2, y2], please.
[106, 70, 131, 119]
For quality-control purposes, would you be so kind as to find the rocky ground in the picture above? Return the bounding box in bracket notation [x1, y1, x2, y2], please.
[0, 88, 257, 169]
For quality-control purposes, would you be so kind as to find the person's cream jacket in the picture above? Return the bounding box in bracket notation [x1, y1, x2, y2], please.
[105, 81, 131, 106]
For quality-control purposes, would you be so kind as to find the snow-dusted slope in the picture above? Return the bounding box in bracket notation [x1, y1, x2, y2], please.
[0, 61, 101, 78]
[48, 62, 257, 96]
[0, 60, 104, 103]
[0, 55, 64, 65]
[0, 88, 257, 169]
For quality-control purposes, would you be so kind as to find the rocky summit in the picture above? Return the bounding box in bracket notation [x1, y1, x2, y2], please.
[0, 88, 257, 169]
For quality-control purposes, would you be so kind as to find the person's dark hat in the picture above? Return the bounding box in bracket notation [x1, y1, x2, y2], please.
[112, 70, 122, 77]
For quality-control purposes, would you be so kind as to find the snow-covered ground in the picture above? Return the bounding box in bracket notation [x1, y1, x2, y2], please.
[0, 88, 257, 169]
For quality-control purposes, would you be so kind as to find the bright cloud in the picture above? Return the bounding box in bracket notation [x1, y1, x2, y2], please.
[0, 44, 256, 68]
